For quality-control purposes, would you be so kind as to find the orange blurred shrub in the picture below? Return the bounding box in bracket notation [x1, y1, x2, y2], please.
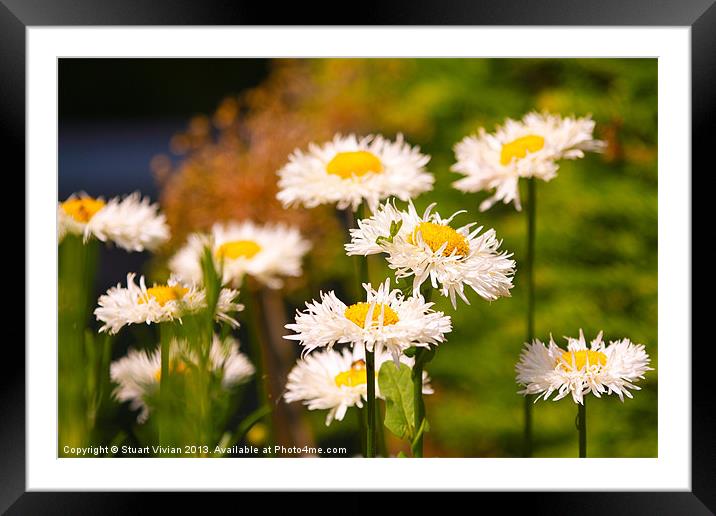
[153, 59, 426, 289]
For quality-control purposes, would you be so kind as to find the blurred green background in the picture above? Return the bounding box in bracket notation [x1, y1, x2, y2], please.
[60, 58, 657, 457]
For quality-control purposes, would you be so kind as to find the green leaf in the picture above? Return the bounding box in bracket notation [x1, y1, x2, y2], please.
[200, 245, 221, 318]
[375, 220, 404, 246]
[389, 219, 403, 237]
[378, 361, 415, 441]
[396, 451, 407, 458]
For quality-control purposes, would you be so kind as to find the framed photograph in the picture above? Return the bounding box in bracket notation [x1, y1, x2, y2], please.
[7, 0, 709, 511]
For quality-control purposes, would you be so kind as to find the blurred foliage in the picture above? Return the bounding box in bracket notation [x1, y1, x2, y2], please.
[158, 58, 657, 457]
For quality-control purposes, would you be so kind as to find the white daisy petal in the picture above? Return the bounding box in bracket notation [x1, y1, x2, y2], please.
[515, 329, 652, 404]
[452, 112, 605, 211]
[277, 133, 434, 212]
[169, 220, 311, 289]
[283, 346, 432, 426]
[94, 273, 243, 334]
[110, 334, 254, 423]
[346, 200, 515, 307]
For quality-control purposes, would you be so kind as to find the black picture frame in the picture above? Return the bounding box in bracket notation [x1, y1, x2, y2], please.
[6, 0, 709, 511]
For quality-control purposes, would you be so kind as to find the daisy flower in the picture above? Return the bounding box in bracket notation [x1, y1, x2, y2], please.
[515, 329, 652, 405]
[452, 112, 605, 211]
[58, 191, 170, 251]
[284, 279, 452, 363]
[169, 221, 311, 289]
[284, 346, 432, 426]
[345, 200, 515, 307]
[95, 273, 243, 334]
[110, 334, 254, 422]
[276, 133, 434, 212]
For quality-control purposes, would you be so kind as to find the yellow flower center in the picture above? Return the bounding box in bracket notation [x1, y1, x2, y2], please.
[60, 197, 106, 223]
[558, 350, 607, 371]
[409, 222, 470, 257]
[216, 240, 262, 260]
[153, 361, 187, 382]
[326, 151, 383, 179]
[344, 302, 399, 328]
[334, 360, 368, 387]
[500, 134, 545, 165]
[140, 285, 189, 306]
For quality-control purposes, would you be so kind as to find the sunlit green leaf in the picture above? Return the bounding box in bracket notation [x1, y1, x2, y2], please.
[379, 361, 415, 441]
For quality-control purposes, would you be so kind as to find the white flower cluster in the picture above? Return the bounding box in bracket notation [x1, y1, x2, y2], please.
[110, 334, 254, 423]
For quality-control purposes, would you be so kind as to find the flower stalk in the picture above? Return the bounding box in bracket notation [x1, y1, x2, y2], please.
[365, 344, 377, 458]
[577, 398, 587, 458]
[411, 354, 426, 457]
[411, 286, 433, 458]
[353, 203, 378, 458]
[158, 321, 173, 451]
[244, 282, 276, 456]
[523, 177, 537, 457]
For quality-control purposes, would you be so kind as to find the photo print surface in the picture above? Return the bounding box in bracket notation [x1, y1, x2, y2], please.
[58, 58, 657, 459]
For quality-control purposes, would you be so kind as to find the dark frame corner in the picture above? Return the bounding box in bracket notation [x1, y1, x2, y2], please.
[6, 0, 711, 512]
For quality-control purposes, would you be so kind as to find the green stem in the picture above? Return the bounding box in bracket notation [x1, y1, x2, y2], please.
[88, 331, 114, 437]
[578, 398, 587, 458]
[524, 177, 537, 457]
[196, 331, 211, 456]
[357, 406, 367, 457]
[376, 402, 387, 458]
[244, 284, 276, 456]
[411, 286, 432, 458]
[411, 353, 425, 458]
[159, 322, 172, 450]
[348, 205, 369, 300]
[198, 245, 222, 454]
[365, 344, 376, 458]
[348, 203, 377, 457]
